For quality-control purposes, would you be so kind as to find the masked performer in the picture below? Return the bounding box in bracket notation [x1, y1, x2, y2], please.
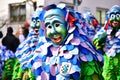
[83, 12, 101, 40]
[19, 4, 104, 80]
[12, 8, 44, 80]
[93, 5, 120, 80]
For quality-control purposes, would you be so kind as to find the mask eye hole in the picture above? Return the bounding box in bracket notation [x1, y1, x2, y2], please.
[37, 19, 40, 23]
[110, 14, 115, 19]
[33, 20, 36, 24]
[36, 20, 40, 26]
[116, 14, 120, 18]
[55, 23, 60, 27]
[48, 25, 52, 29]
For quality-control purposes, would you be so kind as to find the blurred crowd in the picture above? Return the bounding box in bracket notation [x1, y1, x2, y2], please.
[0, 22, 29, 80]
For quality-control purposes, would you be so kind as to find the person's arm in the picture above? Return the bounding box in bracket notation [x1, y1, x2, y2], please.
[92, 27, 107, 50]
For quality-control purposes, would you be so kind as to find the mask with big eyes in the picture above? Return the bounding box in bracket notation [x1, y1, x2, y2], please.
[31, 17, 41, 34]
[109, 12, 120, 27]
[44, 8, 68, 45]
[109, 5, 120, 28]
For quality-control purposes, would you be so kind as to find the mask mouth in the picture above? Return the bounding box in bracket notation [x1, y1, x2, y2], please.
[34, 28, 39, 35]
[52, 35, 62, 44]
[112, 21, 119, 27]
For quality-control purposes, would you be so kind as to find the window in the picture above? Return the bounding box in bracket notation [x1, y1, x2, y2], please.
[96, 8, 108, 26]
[9, 3, 26, 22]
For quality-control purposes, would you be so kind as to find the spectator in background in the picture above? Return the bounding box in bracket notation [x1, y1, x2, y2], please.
[23, 21, 29, 38]
[15, 26, 29, 43]
[2, 27, 20, 52]
[15, 27, 26, 43]
[0, 31, 15, 80]
[0, 31, 3, 38]
[22, 27, 29, 38]
[15, 22, 29, 43]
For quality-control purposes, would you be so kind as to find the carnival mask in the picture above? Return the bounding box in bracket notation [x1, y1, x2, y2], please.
[109, 5, 120, 28]
[31, 9, 41, 34]
[44, 8, 68, 45]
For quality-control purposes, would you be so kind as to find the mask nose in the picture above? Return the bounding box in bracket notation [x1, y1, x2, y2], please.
[114, 16, 117, 21]
[51, 26, 57, 34]
[31, 23, 36, 29]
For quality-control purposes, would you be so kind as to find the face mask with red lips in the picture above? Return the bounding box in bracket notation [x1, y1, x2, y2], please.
[109, 5, 120, 28]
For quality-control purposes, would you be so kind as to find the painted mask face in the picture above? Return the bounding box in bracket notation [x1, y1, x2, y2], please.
[109, 6, 120, 28]
[44, 8, 68, 45]
[31, 17, 41, 34]
[30, 8, 42, 35]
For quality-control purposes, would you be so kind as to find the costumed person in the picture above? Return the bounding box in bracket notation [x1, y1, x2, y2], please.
[83, 11, 101, 40]
[93, 5, 120, 80]
[0, 31, 16, 80]
[12, 8, 44, 80]
[19, 4, 103, 80]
